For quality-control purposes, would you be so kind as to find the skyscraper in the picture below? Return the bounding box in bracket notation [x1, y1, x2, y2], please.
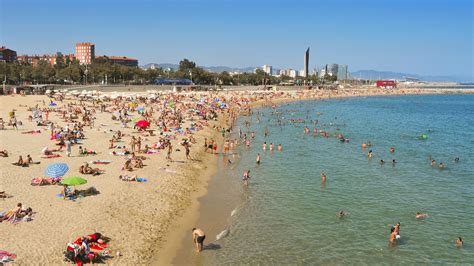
[337, 65, 348, 80]
[262, 65, 272, 75]
[304, 47, 310, 78]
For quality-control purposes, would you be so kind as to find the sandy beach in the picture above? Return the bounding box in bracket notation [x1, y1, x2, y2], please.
[1, 86, 473, 264]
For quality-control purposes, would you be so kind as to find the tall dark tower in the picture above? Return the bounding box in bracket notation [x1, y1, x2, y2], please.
[304, 47, 310, 78]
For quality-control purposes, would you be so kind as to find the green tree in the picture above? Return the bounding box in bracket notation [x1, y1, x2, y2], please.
[55, 53, 65, 68]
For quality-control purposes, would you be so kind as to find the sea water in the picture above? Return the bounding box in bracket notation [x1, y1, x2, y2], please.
[200, 94, 474, 265]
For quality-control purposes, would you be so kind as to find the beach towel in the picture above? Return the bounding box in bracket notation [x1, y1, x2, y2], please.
[159, 167, 177, 174]
[136, 178, 147, 182]
[11, 163, 29, 167]
[90, 243, 107, 251]
[57, 193, 77, 201]
[90, 160, 111, 165]
[110, 151, 126, 156]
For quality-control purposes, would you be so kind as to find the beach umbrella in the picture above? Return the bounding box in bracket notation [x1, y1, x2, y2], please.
[49, 102, 57, 107]
[44, 163, 69, 178]
[136, 120, 150, 128]
[136, 107, 145, 112]
[60, 176, 87, 186]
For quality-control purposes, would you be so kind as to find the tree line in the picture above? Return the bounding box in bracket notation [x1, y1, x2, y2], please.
[0, 57, 341, 86]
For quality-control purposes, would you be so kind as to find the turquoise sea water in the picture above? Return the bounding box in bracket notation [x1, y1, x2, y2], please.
[206, 94, 474, 264]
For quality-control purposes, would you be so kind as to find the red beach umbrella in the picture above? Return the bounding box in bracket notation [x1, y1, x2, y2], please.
[136, 120, 150, 128]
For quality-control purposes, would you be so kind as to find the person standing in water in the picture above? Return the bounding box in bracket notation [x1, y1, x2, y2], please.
[192, 228, 206, 252]
[456, 237, 463, 248]
[243, 170, 250, 186]
[321, 172, 327, 183]
[256, 153, 261, 165]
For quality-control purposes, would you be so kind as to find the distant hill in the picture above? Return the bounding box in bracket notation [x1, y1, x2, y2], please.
[141, 63, 179, 70]
[141, 63, 257, 73]
[350, 70, 470, 83]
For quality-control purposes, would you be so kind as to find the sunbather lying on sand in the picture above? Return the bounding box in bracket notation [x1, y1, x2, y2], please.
[79, 163, 104, 176]
[21, 129, 41, 134]
[119, 175, 137, 181]
[65, 233, 110, 264]
[0, 149, 8, 157]
[1, 203, 33, 223]
[31, 177, 60, 186]
[0, 191, 13, 198]
[119, 175, 147, 182]
[78, 146, 97, 155]
[41, 147, 61, 156]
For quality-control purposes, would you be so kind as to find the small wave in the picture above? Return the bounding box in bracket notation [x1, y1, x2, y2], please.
[231, 209, 237, 217]
[216, 228, 230, 240]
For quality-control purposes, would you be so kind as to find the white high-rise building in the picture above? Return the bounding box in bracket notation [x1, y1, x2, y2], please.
[262, 65, 272, 75]
[289, 69, 297, 78]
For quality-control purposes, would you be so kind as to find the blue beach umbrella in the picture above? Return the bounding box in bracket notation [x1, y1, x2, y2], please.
[44, 163, 69, 178]
[49, 102, 57, 107]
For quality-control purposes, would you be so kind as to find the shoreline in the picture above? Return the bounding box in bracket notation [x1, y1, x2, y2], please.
[165, 87, 474, 265]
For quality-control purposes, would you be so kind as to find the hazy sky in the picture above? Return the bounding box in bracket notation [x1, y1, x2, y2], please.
[1, 0, 473, 78]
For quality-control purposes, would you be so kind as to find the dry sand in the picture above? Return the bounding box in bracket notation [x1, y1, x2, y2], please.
[0, 94, 222, 264]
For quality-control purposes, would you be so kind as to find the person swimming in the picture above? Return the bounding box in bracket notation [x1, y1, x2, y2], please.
[367, 150, 373, 159]
[337, 210, 348, 218]
[456, 237, 463, 248]
[415, 212, 428, 219]
[380, 159, 385, 165]
[438, 162, 446, 169]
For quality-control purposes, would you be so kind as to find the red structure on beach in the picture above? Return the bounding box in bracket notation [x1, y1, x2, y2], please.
[376, 80, 397, 88]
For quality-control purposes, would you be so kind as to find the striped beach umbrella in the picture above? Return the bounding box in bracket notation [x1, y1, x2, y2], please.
[44, 163, 69, 178]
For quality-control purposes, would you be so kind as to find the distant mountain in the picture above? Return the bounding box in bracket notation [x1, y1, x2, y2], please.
[203, 66, 257, 73]
[141, 63, 257, 73]
[350, 70, 471, 83]
[141, 63, 179, 70]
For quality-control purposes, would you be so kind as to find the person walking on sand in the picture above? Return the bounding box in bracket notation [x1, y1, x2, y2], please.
[167, 142, 173, 161]
[192, 228, 206, 252]
[184, 142, 191, 160]
[130, 136, 136, 153]
[66, 139, 72, 157]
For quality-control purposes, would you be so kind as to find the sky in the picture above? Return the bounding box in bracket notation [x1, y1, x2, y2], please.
[1, 0, 473, 79]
